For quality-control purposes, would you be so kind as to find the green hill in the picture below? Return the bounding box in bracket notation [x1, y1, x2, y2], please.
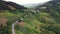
[0, 0, 60, 34]
[35, 0, 60, 34]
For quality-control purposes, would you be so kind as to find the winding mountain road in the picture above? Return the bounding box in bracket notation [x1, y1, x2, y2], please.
[12, 21, 18, 34]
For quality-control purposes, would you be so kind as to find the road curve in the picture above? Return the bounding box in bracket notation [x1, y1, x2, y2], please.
[12, 21, 18, 34]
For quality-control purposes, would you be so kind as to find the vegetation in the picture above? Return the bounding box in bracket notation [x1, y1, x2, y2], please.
[0, 0, 60, 34]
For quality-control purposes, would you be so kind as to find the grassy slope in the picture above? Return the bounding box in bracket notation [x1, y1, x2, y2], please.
[16, 11, 56, 34]
[0, 11, 25, 34]
[0, 10, 58, 34]
[34, 0, 60, 34]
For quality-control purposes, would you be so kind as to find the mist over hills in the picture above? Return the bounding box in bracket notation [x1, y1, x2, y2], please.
[21, 1, 51, 8]
[22, 3, 41, 8]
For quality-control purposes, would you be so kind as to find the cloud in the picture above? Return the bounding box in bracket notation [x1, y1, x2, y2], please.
[5, 0, 51, 5]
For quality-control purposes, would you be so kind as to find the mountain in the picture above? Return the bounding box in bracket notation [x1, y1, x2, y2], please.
[34, 0, 60, 34]
[0, 0, 27, 11]
[0, 0, 60, 34]
[22, 3, 49, 9]
[35, 0, 60, 10]
[6, 2, 27, 10]
[22, 3, 41, 8]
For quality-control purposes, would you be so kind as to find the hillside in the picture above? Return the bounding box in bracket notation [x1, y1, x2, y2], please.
[35, 0, 60, 34]
[0, 0, 60, 34]
[0, 0, 27, 11]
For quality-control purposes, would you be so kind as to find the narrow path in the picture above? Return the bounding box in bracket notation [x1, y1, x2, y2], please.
[12, 23, 15, 34]
[12, 21, 18, 34]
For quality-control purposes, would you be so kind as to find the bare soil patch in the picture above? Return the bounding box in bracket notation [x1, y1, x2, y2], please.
[0, 18, 7, 26]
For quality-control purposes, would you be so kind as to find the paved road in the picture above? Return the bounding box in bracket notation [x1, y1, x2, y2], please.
[12, 21, 18, 34]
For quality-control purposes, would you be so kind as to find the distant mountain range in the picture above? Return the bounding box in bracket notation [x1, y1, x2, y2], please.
[22, 3, 41, 8]
[22, 3, 48, 8]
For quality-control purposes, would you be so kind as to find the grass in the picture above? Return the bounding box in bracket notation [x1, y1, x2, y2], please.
[0, 10, 59, 34]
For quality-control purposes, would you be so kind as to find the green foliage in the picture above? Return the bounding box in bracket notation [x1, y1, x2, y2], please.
[0, 0, 60, 34]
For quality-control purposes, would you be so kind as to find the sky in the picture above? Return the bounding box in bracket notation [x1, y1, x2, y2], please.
[5, 0, 51, 5]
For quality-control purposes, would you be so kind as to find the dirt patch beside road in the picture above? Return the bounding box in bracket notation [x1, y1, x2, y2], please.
[0, 18, 7, 26]
[18, 21, 25, 27]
